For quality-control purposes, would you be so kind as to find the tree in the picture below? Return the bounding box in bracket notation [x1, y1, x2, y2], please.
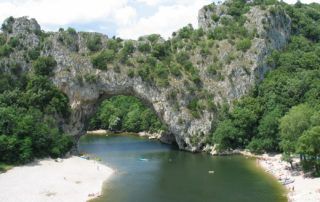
[279, 104, 313, 154]
[249, 108, 283, 152]
[123, 109, 141, 132]
[297, 126, 320, 173]
[213, 120, 242, 151]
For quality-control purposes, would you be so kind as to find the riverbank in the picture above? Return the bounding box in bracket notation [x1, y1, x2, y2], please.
[86, 130, 175, 144]
[250, 153, 320, 202]
[0, 156, 114, 202]
[87, 133, 320, 202]
[87, 130, 161, 139]
[205, 146, 320, 201]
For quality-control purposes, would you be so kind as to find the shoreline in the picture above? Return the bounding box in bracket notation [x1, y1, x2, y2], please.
[2, 132, 318, 202]
[0, 156, 114, 202]
[86, 132, 320, 202]
[86, 130, 161, 139]
[241, 152, 320, 202]
[205, 146, 320, 202]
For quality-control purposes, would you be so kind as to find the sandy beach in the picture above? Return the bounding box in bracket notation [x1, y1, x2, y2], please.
[256, 154, 320, 202]
[87, 129, 109, 135]
[0, 156, 114, 202]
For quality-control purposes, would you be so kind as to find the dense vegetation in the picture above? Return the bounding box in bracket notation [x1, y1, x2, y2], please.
[1, 0, 320, 176]
[89, 96, 166, 133]
[211, 1, 320, 174]
[0, 28, 73, 165]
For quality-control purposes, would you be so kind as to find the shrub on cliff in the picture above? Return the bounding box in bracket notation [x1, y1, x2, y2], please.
[32, 56, 57, 76]
[236, 38, 252, 52]
[91, 49, 115, 70]
[87, 35, 102, 52]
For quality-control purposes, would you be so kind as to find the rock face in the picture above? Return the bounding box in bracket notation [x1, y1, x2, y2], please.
[2, 3, 291, 152]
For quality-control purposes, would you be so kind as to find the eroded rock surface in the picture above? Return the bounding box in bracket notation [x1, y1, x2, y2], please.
[1, 3, 291, 151]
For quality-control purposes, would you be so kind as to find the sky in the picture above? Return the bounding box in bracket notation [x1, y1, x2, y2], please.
[0, 0, 319, 39]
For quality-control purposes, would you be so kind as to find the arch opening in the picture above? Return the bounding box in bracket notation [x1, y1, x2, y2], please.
[82, 95, 176, 145]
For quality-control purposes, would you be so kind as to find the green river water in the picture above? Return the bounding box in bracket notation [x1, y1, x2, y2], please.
[79, 133, 287, 202]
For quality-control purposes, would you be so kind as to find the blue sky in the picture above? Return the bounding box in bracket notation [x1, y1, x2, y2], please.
[0, 0, 318, 39]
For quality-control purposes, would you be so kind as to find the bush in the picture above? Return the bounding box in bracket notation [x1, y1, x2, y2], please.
[84, 74, 98, 84]
[176, 51, 189, 65]
[0, 45, 12, 57]
[28, 49, 40, 60]
[32, 56, 57, 76]
[211, 14, 220, 22]
[138, 42, 151, 53]
[58, 28, 78, 51]
[91, 49, 115, 70]
[169, 63, 181, 77]
[67, 27, 77, 35]
[0, 34, 6, 46]
[187, 98, 202, 118]
[207, 64, 218, 75]
[107, 39, 121, 51]
[178, 25, 193, 39]
[128, 69, 135, 78]
[8, 37, 20, 48]
[87, 35, 102, 52]
[147, 34, 160, 43]
[152, 42, 170, 59]
[236, 38, 252, 52]
[1, 16, 14, 33]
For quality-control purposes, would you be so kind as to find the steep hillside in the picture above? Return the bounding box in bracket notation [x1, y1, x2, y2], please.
[0, 0, 291, 152]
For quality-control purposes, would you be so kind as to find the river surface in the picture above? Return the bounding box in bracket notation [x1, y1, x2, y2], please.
[79, 133, 287, 202]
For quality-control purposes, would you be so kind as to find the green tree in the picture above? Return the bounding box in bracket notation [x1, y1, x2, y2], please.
[213, 120, 242, 151]
[297, 126, 320, 173]
[279, 104, 313, 154]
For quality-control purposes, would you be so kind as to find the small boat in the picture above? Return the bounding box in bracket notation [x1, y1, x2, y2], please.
[281, 178, 295, 185]
[208, 170, 215, 174]
[139, 158, 149, 162]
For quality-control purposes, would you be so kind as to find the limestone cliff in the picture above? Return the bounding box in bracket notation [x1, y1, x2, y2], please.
[0, 2, 291, 152]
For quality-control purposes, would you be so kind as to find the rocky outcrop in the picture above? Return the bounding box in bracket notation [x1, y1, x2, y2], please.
[1, 2, 291, 152]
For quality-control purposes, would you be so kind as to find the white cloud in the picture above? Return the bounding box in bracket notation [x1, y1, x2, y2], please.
[0, 0, 135, 27]
[118, 0, 211, 39]
[114, 6, 137, 26]
[283, 0, 320, 3]
[136, 0, 161, 6]
[0, 0, 319, 39]
[122, 0, 320, 39]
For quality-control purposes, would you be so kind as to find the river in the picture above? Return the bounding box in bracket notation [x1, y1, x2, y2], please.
[79, 133, 287, 202]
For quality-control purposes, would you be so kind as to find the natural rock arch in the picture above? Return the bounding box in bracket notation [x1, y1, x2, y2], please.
[53, 65, 206, 151]
[3, 3, 291, 152]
